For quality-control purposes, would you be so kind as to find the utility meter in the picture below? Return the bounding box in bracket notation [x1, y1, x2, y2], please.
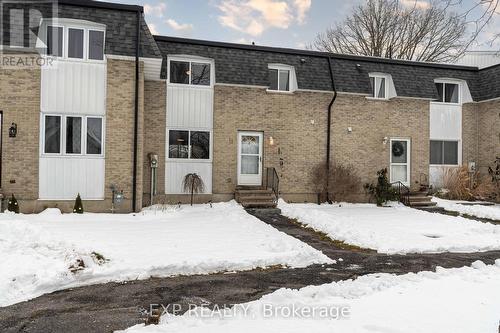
[149, 153, 159, 168]
[468, 161, 476, 173]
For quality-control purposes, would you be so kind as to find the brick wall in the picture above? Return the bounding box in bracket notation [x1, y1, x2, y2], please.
[213, 86, 431, 202]
[476, 100, 500, 173]
[142, 80, 166, 206]
[0, 55, 40, 204]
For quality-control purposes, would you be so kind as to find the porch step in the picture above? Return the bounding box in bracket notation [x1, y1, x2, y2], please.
[235, 186, 277, 209]
[406, 191, 436, 209]
[409, 201, 437, 207]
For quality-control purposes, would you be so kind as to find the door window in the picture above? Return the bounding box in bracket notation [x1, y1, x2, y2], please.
[390, 139, 409, 184]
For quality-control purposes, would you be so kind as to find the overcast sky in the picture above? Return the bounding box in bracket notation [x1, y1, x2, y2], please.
[105, 0, 500, 51]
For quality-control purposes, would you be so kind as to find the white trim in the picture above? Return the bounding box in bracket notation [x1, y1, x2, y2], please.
[389, 138, 411, 186]
[368, 73, 389, 100]
[237, 131, 264, 186]
[267, 63, 297, 92]
[215, 83, 269, 89]
[433, 80, 461, 105]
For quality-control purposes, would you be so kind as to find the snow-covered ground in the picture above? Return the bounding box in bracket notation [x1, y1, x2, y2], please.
[0, 202, 331, 306]
[432, 197, 500, 221]
[279, 200, 500, 254]
[121, 260, 500, 333]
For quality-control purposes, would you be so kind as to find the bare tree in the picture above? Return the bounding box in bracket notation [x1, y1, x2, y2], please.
[311, 0, 499, 62]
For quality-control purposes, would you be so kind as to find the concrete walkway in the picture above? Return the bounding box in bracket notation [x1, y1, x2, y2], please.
[1, 211, 499, 333]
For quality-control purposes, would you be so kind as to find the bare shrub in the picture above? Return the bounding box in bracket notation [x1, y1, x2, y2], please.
[311, 163, 362, 203]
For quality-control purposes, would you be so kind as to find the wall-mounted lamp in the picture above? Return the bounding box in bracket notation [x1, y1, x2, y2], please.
[356, 64, 362, 71]
[269, 136, 275, 146]
[382, 137, 388, 145]
[347, 127, 353, 133]
[9, 123, 17, 138]
[300, 58, 306, 64]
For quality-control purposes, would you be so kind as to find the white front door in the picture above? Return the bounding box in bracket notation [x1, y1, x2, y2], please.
[390, 138, 411, 186]
[237, 131, 263, 186]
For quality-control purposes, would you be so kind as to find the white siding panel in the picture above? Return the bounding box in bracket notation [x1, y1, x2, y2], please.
[39, 157, 105, 200]
[41, 60, 106, 115]
[429, 103, 462, 140]
[165, 162, 212, 194]
[167, 86, 213, 129]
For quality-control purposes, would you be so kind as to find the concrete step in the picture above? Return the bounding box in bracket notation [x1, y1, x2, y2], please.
[239, 195, 275, 201]
[245, 208, 282, 215]
[241, 201, 277, 208]
[415, 206, 446, 213]
[236, 185, 265, 191]
[236, 189, 273, 196]
[409, 201, 437, 207]
[408, 196, 432, 202]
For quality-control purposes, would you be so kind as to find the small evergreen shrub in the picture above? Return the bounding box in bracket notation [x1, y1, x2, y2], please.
[7, 194, 19, 213]
[73, 193, 84, 214]
[364, 168, 398, 206]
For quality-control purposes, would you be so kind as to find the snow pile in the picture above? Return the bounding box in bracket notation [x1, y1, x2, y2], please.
[0, 201, 331, 306]
[121, 260, 500, 333]
[279, 200, 500, 254]
[432, 197, 500, 221]
[0, 213, 97, 306]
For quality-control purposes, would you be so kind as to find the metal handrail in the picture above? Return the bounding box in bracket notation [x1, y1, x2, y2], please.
[391, 181, 410, 206]
[266, 167, 280, 203]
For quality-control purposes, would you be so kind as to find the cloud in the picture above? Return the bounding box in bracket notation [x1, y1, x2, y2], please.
[148, 23, 159, 35]
[166, 19, 194, 34]
[144, 3, 167, 17]
[216, 0, 312, 36]
[399, 0, 430, 10]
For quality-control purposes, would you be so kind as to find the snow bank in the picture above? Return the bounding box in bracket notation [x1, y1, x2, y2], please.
[0, 202, 331, 306]
[432, 197, 500, 221]
[279, 200, 500, 254]
[121, 260, 500, 333]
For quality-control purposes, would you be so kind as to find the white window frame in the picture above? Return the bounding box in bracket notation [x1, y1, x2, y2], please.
[41, 114, 105, 158]
[429, 139, 460, 166]
[166, 128, 213, 162]
[41, 19, 106, 63]
[267, 64, 295, 93]
[64, 115, 84, 156]
[46, 25, 65, 59]
[369, 74, 388, 99]
[66, 26, 86, 61]
[167, 56, 214, 88]
[434, 80, 461, 105]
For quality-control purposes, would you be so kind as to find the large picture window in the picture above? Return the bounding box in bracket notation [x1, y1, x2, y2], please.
[435, 83, 459, 103]
[43, 115, 104, 156]
[45, 24, 105, 61]
[169, 60, 211, 86]
[430, 140, 458, 165]
[169, 130, 210, 160]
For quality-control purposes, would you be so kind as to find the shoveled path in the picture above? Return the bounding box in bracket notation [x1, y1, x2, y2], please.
[1, 211, 500, 333]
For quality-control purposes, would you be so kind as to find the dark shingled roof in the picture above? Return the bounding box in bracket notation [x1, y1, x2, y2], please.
[1, 0, 161, 58]
[154, 36, 500, 102]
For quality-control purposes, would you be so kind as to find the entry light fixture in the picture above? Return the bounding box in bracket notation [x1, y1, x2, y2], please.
[383, 137, 388, 145]
[269, 136, 275, 146]
[9, 123, 17, 138]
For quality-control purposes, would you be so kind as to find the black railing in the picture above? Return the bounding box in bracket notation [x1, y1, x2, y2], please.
[391, 181, 410, 206]
[266, 167, 280, 203]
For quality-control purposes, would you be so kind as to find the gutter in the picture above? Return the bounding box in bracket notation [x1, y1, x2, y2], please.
[132, 9, 142, 212]
[325, 56, 337, 203]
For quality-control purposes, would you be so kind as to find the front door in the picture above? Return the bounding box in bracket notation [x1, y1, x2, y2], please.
[237, 131, 263, 186]
[390, 138, 411, 186]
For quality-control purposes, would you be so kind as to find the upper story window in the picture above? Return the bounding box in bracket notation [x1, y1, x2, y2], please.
[44, 21, 105, 61]
[268, 64, 297, 92]
[369, 75, 387, 99]
[168, 130, 210, 160]
[435, 82, 459, 104]
[169, 60, 211, 86]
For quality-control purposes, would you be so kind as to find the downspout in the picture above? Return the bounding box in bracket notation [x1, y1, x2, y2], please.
[132, 9, 142, 212]
[325, 56, 337, 204]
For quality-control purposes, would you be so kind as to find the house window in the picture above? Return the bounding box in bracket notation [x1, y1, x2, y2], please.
[430, 140, 458, 165]
[88, 30, 105, 60]
[66, 116, 82, 154]
[86, 117, 103, 154]
[169, 60, 211, 86]
[44, 115, 61, 153]
[43, 115, 104, 156]
[370, 76, 386, 99]
[68, 28, 84, 59]
[46, 26, 63, 57]
[169, 130, 210, 159]
[435, 83, 459, 103]
[269, 68, 290, 91]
